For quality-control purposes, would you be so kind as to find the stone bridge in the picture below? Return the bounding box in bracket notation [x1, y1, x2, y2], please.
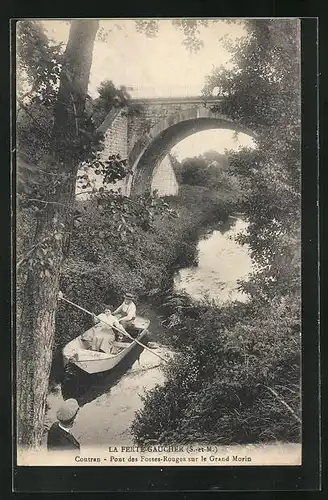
[97, 96, 255, 197]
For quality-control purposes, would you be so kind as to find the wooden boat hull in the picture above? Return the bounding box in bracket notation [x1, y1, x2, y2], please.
[62, 316, 149, 375]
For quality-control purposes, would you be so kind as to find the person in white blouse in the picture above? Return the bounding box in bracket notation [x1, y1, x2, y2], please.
[113, 292, 137, 330]
[89, 305, 128, 352]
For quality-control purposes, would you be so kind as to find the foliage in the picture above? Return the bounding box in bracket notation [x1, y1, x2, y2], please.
[17, 18, 302, 448]
[53, 185, 231, 351]
[201, 19, 301, 300]
[135, 20, 160, 38]
[131, 295, 301, 444]
[73, 190, 178, 252]
[77, 153, 131, 192]
[205, 20, 300, 282]
[16, 21, 64, 194]
[16, 23, 138, 205]
[171, 19, 210, 52]
[172, 151, 244, 208]
[17, 18, 246, 448]
[17, 19, 234, 354]
[176, 151, 225, 185]
[16, 21, 103, 208]
[16, 20, 64, 106]
[91, 80, 143, 128]
[131, 19, 302, 446]
[16, 22, 146, 275]
[179, 156, 213, 186]
[136, 19, 212, 53]
[17, 184, 179, 303]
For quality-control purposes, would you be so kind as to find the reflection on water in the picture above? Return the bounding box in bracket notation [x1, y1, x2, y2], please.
[174, 217, 252, 303]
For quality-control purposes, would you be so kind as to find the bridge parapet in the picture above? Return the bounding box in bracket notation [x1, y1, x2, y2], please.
[127, 96, 223, 154]
[129, 96, 222, 105]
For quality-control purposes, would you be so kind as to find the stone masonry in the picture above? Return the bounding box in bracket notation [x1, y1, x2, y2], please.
[76, 97, 254, 197]
[101, 109, 128, 159]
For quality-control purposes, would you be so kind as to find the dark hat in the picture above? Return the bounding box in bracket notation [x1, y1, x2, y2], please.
[56, 399, 79, 422]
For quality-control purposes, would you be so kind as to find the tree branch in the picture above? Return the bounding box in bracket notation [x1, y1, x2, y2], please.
[22, 197, 72, 208]
[75, 190, 96, 197]
[261, 385, 301, 424]
[17, 99, 53, 139]
[17, 236, 51, 270]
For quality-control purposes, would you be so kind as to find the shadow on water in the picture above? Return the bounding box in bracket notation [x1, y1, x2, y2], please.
[201, 214, 240, 241]
[59, 340, 147, 408]
[219, 215, 240, 234]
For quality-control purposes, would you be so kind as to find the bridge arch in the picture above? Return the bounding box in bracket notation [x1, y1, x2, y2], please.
[128, 106, 257, 196]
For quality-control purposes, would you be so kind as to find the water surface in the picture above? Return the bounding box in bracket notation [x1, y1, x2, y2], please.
[45, 347, 167, 446]
[174, 217, 252, 303]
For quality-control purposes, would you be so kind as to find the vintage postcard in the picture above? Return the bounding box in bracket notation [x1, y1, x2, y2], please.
[14, 18, 306, 473]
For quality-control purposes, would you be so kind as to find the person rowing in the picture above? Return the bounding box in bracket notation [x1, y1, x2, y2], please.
[113, 292, 137, 331]
[58, 292, 169, 364]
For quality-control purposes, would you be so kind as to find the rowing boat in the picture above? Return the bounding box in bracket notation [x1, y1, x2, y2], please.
[62, 316, 150, 375]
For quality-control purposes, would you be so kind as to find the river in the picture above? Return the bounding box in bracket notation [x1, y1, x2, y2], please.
[173, 216, 252, 303]
[43, 216, 300, 464]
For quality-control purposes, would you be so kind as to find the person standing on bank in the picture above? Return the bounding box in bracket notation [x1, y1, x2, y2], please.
[113, 292, 137, 330]
[47, 399, 80, 452]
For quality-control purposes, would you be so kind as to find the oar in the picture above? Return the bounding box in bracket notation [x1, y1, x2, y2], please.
[58, 293, 168, 363]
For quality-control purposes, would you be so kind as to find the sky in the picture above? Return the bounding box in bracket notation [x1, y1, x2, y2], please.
[171, 130, 254, 160]
[41, 19, 255, 159]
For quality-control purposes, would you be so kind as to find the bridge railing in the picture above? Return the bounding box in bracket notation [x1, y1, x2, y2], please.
[128, 96, 223, 105]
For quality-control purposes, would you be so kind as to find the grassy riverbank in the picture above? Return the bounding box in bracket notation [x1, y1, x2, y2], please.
[131, 293, 301, 445]
[54, 184, 235, 350]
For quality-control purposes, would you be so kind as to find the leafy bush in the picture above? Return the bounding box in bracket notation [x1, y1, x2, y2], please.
[131, 294, 301, 444]
[129, 20, 297, 445]
[173, 151, 242, 195]
[53, 185, 231, 349]
[16, 184, 224, 352]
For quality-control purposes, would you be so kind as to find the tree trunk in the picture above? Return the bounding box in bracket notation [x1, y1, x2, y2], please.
[17, 20, 99, 449]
